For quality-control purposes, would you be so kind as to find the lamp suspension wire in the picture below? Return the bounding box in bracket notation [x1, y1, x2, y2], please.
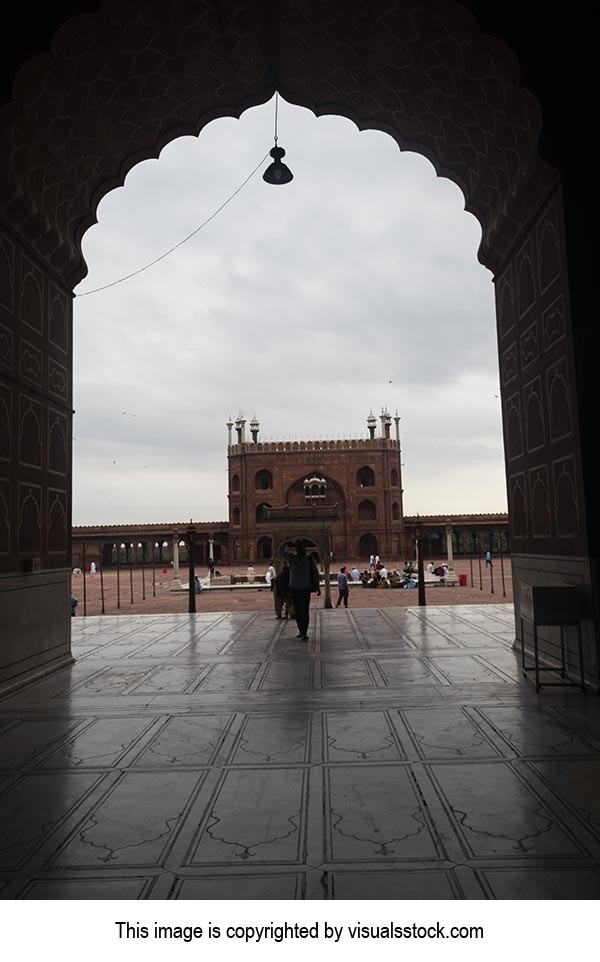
[76, 149, 269, 297]
[274, 91, 279, 144]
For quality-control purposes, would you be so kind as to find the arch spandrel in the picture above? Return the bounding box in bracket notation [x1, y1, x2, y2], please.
[0, 0, 557, 284]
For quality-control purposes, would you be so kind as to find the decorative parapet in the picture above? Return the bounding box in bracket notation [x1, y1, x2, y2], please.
[228, 438, 400, 455]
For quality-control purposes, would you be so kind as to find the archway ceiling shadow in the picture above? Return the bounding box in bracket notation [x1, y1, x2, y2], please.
[0, 0, 558, 285]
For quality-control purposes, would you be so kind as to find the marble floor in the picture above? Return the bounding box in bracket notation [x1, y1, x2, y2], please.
[1, 605, 599, 900]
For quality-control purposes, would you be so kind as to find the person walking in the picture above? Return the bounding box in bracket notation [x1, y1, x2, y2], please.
[278, 540, 321, 641]
[273, 562, 291, 619]
[485, 549, 492, 567]
[335, 566, 349, 608]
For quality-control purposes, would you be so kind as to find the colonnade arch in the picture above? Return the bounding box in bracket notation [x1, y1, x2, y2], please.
[0, 0, 596, 688]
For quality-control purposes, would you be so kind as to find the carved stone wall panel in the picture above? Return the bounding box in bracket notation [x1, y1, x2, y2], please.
[553, 457, 579, 539]
[47, 359, 68, 403]
[0, 322, 13, 372]
[0, 476, 9, 554]
[543, 294, 566, 351]
[496, 265, 516, 340]
[0, 233, 72, 574]
[20, 255, 44, 334]
[47, 489, 67, 553]
[529, 465, 552, 539]
[547, 358, 573, 443]
[504, 392, 523, 461]
[515, 237, 536, 320]
[508, 473, 527, 539]
[18, 395, 43, 470]
[537, 197, 562, 296]
[0, 383, 11, 462]
[523, 376, 545, 454]
[500, 341, 518, 388]
[48, 409, 67, 476]
[18, 483, 41, 555]
[48, 284, 69, 354]
[520, 317, 539, 371]
[0, 230, 14, 318]
[496, 183, 585, 557]
[19, 338, 43, 387]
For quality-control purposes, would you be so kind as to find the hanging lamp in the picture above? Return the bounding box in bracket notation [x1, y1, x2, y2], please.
[263, 93, 293, 185]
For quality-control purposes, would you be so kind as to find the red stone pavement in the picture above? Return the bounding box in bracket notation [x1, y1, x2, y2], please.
[73, 558, 513, 616]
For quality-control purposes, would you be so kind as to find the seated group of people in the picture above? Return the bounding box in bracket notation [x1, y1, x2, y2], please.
[359, 560, 418, 589]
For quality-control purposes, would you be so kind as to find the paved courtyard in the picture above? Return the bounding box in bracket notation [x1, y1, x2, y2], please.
[1, 604, 599, 900]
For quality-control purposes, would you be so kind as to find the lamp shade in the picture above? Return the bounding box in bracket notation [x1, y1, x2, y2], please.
[263, 145, 293, 184]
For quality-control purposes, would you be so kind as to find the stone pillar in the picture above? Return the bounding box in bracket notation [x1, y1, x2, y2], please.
[170, 536, 182, 590]
[0, 230, 73, 691]
[445, 525, 459, 585]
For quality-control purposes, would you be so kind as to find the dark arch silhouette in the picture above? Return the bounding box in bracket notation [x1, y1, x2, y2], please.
[359, 533, 378, 558]
[358, 499, 377, 521]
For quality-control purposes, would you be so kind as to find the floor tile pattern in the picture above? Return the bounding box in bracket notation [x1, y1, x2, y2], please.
[1, 605, 599, 899]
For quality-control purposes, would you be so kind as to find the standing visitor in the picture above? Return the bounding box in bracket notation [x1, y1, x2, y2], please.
[278, 540, 321, 641]
[89, 561, 96, 576]
[266, 560, 276, 588]
[485, 549, 492, 567]
[335, 566, 349, 608]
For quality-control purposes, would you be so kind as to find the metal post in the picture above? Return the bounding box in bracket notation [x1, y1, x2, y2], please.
[82, 543, 87, 616]
[99, 542, 105, 615]
[323, 551, 332, 609]
[490, 554, 494, 594]
[141, 542, 146, 601]
[129, 543, 134, 604]
[416, 531, 426, 607]
[469, 557, 474, 588]
[116, 544, 121, 609]
[478, 555, 483, 590]
[152, 542, 156, 597]
[499, 535, 507, 598]
[187, 526, 196, 613]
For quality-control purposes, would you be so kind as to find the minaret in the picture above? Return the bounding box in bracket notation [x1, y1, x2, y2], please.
[226, 414, 234, 446]
[235, 412, 245, 444]
[380, 407, 387, 437]
[250, 414, 260, 443]
[394, 410, 401, 442]
[367, 409, 376, 439]
[383, 407, 392, 439]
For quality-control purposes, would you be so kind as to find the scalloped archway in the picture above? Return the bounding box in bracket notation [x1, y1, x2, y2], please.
[0, 0, 595, 688]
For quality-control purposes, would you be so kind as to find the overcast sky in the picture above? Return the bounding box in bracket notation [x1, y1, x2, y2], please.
[72, 96, 506, 526]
